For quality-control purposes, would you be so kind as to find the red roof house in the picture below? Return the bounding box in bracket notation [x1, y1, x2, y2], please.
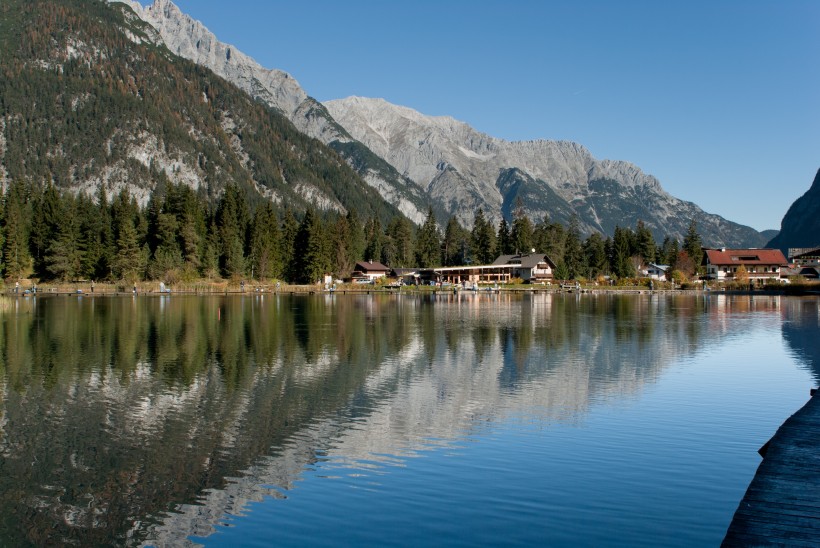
[703, 248, 788, 281]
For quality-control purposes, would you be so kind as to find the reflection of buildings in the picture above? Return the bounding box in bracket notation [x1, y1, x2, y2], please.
[0, 294, 794, 545]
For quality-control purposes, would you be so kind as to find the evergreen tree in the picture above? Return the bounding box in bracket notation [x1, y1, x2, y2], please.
[582, 232, 608, 278]
[660, 236, 679, 266]
[564, 215, 584, 279]
[470, 209, 496, 265]
[112, 216, 143, 281]
[682, 220, 704, 272]
[612, 226, 636, 278]
[496, 218, 512, 256]
[280, 208, 299, 281]
[386, 216, 414, 267]
[215, 184, 249, 278]
[249, 202, 281, 280]
[345, 210, 365, 266]
[533, 217, 566, 265]
[635, 220, 656, 264]
[46, 195, 83, 281]
[415, 207, 441, 267]
[363, 217, 384, 264]
[201, 218, 221, 280]
[29, 182, 62, 279]
[93, 185, 115, 280]
[443, 216, 468, 266]
[511, 214, 534, 255]
[293, 208, 330, 284]
[111, 189, 145, 281]
[147, 212, 183, 280]
[2, 180, 32, 280]
[333, 214, 354, 277]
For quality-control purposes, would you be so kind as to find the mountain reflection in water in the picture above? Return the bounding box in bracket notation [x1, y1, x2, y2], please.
[0, 293, 812, 545]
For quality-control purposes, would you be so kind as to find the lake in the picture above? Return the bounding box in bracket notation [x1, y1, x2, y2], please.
[0, 292, 817, 546]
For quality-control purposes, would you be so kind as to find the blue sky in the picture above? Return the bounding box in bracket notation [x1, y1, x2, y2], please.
[161, 0, 818, 233]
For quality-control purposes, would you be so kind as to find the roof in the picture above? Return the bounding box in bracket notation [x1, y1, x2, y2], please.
[704, 248, 788, 266]
[790, 247, 820, 259]
[492, 253, 557, 269]
[355, 260, 390, 272]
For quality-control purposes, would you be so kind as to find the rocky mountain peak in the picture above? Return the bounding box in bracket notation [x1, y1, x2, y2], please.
[111, 1, 766, 247]
[129, 0, 308, 119]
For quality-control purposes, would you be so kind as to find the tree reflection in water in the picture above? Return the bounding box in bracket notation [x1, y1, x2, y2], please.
[0, 293, 807, 545]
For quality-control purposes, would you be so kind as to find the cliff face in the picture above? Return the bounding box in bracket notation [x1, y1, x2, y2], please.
[120, 0, 431, 223]
[767, 169, 820, 254]
[325, 97, 766, 246]
[115, 0, 768, 246]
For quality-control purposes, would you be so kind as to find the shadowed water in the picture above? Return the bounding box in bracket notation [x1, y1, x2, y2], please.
[0, 293, 815, 546]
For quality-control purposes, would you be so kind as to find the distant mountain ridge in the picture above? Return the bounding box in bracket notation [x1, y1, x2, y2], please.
[324, 97, 766, 246]
[115, 0, 431, 224]
[766, 169, 820, 254]
[113, 1, 764, 246]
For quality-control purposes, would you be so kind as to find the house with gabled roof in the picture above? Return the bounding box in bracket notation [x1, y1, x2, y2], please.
[642, 263, 669, 280]
[491, 253, 557, 283]
[703, 248, 788, 281]
[789, 246, 820, 266]
[352, 260, 391, 281]
[423, 253, 557, 285]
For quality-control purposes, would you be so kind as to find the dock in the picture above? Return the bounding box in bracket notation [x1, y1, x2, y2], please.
[722, 390, 820, 546]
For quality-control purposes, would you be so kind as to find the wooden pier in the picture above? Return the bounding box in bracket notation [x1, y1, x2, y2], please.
[722, 390, 820, 546]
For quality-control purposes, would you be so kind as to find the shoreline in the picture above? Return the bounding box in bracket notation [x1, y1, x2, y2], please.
[4, 284, 817, 297]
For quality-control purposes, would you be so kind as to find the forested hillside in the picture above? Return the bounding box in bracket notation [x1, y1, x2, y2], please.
[0, 0, 711, 286]
[0, 0, 400, 221]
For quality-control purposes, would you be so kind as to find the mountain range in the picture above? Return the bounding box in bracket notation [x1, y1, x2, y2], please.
[113, 0, 771, 248]
[2, 0, 805, 250]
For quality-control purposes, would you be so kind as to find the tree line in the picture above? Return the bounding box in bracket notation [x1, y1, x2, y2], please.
[0, 179, 704, 285]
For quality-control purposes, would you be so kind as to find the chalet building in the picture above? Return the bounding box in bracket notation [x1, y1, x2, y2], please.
[642, 263, 669, 280]
[781, 265, 820, 280]
[352, 260, 391, 282]
[703, 248, 788, 281]
[789, 246, 820, 266]
[432, 253, 557, 285]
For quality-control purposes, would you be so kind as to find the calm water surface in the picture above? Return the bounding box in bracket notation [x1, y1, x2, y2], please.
[0, 293, 817, 546]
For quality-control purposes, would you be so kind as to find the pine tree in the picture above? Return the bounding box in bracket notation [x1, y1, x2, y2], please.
[534, 218, 565, 265]
[511, 214, 534, 255]
[29, 182, 62, 279]
[215, 184, 249, 278]
[2, 181, 32, 280]
[364, 217, 384, 264]
[443, 216, 468, 266]
[583, 232, 607, 278]
[47, 198, 84, 282]
[415, 207, 441, 267]
[496, 218, 512, 256]
[682, 220, 704, 272]
[280, 208, 299, 282]
[612, 226, 636, 278]
[249, 202, 281, 280]
[293, 208, 330, 284]
[386, 216, 414, 267]
[112, 216, 143, 281]
[564, 215, 583, 279]
[345, 210, 365, 267]
[635, 220, 656, 264]
[470, 209, 496, 265]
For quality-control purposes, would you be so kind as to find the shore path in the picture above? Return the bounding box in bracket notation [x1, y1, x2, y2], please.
[722, 391, 820, 546]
